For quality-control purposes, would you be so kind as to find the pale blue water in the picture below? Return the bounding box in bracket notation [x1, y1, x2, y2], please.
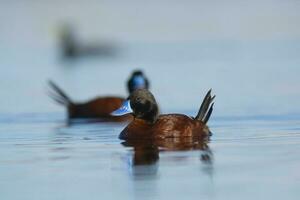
[0, 113, 300, 200]
[1, 0, 300, 199]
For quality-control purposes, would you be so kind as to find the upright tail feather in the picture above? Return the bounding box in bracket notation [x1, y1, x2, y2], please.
[47, 80, 73, 106]
[195, 89, 215, 124]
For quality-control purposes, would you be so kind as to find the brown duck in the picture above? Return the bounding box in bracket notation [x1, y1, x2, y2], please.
[112, 89, 215, 139]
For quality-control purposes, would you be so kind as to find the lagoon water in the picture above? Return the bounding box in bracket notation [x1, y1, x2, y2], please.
[0, 113, 300, 200]
[1, 0, 300, 199]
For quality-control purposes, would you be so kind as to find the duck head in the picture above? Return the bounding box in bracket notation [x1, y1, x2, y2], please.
[112, 89, 159, 123]
[127, 70, 149, 94]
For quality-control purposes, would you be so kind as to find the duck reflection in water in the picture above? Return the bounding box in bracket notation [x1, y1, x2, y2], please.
[122, 137, 213, 178]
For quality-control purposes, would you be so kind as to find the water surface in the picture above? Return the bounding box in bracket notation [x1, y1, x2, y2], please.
[0, 113, 299, 200]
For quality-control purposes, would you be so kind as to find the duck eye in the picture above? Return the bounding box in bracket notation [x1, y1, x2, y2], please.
[136, 97, 141, 102]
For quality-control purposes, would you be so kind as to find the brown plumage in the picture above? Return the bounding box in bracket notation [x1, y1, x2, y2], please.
[119, 115, 210, 139]
[113, 89, 215, 140]
[123, 136, 210, 151]
[67, 97, 132, 121]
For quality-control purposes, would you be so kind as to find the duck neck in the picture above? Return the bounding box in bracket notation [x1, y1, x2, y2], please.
[136, 105, 158, 124]
[145, 107, 158, 124]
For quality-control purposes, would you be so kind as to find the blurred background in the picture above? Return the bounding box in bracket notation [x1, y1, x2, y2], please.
[1, 0, 300, 117]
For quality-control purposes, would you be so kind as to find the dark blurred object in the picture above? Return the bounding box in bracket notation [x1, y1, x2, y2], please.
[59, 24, 117, 59]
[124, 141, 159, 166]
[47, 70, 150, 122]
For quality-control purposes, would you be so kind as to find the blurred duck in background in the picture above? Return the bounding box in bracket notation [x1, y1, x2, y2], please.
[59, 24, 117, 59]
[48, 70, 149, 122]
[112, 89, 214, 139]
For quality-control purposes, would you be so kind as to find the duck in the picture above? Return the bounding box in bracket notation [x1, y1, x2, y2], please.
[112, 89, 215, 139]
[48, 70, 149, 121]
[59, 24, 117, 59]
